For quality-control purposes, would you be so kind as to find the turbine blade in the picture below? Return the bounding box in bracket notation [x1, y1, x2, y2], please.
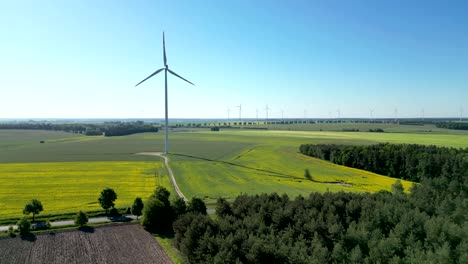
[163, 32, 167, 66]
[167, 69, 195, 85]
[135, 68, 165, 87]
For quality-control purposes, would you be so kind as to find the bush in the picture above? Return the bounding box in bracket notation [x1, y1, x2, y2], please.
[75, 211, 89, 227]
[131, 197, 144, 220]
[8, 226, 16, 237]
[109, 207, 121, 217]
[17, 217, 31, 236]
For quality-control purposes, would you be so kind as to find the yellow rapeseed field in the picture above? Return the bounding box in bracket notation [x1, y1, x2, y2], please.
[0, 161, 171, 218]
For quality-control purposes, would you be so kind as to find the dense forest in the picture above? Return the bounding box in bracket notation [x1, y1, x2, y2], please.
[299, 143, 467, 182]
[144, 143, 468, 263]
[0, 122, 158, 136]
[171, 182, 467, 263]
[436, 122, 468, 130]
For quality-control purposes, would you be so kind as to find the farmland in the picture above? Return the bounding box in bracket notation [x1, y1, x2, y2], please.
[0, 223, 172, 264]
[0, 161, 173, 219]
[0, 124, 467, 219]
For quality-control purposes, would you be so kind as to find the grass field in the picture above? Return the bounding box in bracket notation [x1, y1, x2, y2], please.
[0, 125, 467, 219]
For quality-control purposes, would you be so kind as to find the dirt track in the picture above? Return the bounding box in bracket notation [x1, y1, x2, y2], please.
[136, 152, 188, 202]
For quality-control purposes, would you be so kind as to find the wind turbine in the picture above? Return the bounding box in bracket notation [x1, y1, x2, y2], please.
[236, 104, 242, 122]
[265, 105, 270, 121]
[256, 109, 259, 122]
[459, 107, 463, 121]
[227, 107, 231, 121]
[135, 32, 194, 154]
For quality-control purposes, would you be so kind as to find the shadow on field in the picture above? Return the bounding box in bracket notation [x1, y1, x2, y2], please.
[78, 226, 95, 233]
[171, 153, 351, 186]
[171, 153, 303, 180]
[20, 233, 37, 242]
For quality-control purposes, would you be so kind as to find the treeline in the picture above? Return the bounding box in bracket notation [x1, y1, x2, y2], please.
[0, 123, 88, 133]
[436, 122, 468, 130]
[299, 143, 467, 182]
[103, 124, 158, 136]
[0, 122, 158, 137]
[172, 180, 467, 263]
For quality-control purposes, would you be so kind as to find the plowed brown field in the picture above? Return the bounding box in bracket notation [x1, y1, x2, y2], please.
[0, 223, 172, 264]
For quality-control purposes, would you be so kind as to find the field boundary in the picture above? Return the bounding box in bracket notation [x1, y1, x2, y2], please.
[136, 152, 188, 202]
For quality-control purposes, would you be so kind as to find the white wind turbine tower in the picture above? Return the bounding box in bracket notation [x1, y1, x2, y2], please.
[265, 105, 271, 121]
[256, 109, 259, 122]
[394, 108, 398, 123]
[227, 107, 230, 121]
[369, 109, 374, 122]
[281, 109, 284, 122]
[237, 104, 242, 122]
[135, 32, 195, 154]
[460, 107, 463, 121]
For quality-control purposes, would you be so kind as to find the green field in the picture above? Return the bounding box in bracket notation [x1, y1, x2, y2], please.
[0, 125, 467, 219]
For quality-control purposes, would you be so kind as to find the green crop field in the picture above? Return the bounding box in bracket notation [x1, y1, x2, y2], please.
[0, 125, 466, 219]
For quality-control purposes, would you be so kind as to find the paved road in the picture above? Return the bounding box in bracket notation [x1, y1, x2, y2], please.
[136, 152, 188, 202]
[0, 215, 137, 232]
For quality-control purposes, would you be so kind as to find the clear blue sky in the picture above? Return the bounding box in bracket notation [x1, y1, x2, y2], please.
[1, 0, 467, 119]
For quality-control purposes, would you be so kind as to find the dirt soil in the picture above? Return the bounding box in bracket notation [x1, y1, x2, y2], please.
[0, 223, 173, 264]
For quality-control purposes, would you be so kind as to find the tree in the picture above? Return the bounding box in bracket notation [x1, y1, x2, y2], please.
[17, 217, 31, 236]
[98, 187, 117, 214]
[153, 186, 170, 208]
[75, 211, 88, 227]
[172, 197, 187, 218]
[142, 197, 166, 233]
[216, 197, 232, 217]
[131, 197, 144, 219]
[188, 197, 207, 215]
[23, 199, 43, 221]
[391, 179, 404, 195]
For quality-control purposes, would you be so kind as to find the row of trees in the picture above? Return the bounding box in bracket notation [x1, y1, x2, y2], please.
[436, 122, 468, 130]
[0, 122, 159, 137]
[172, 179, 467, 263]
[141, 187, 207, 233]
[299, 143, 467, 182]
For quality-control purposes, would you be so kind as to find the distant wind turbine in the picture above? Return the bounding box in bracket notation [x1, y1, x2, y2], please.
[135, 32, 194, 153]
[237, 104, 242, 122]
[265, 105, 270, 121]
[227, 107, 231, 121]
[460, 107, 463, 121]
